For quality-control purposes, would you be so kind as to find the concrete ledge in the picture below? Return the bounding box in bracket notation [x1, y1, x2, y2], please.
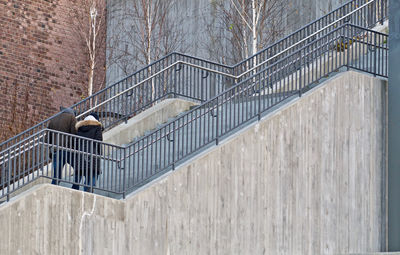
[342, 253, 400, 255]
[103, 98, 197, 146]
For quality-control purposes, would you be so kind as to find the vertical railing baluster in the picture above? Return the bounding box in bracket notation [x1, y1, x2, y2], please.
[172, 121, 176, 170]
[215, 97, 219, 146]
[347, 25, 350, 71]
[89, 140, 93, 193]
[122, 147, 126, 199]
[374, 32, 377, 76]
[7, 150, 11, 202]
[258, 72, 261, 121]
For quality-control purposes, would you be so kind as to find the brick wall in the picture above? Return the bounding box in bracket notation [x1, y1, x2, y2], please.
[0, 0, 106, 142]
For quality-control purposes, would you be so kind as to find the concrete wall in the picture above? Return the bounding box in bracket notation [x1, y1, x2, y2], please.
[106, 0, 344, 85]
[0, 71, 387, 254]
[288, 0, 346, 32]
[0, 185, 126, 255]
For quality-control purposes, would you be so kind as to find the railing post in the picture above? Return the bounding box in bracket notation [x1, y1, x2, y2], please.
[125, 87, 129, 124]
[299, 50, 303, 97]
[7, 151, 11, 202]
[258, 78, 262, 121]
[215, 98, 219, 146]
[347, 26, 350, 71]
[172, 122, 176, 170]
[90, 140, 94, 193]
[55, 133, 60, 185]
[122, 147, 126, 199]
[173, 55, 178, 98]
[374, 33, 377, 76]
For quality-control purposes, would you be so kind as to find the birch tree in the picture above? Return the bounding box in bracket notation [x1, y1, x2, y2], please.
[206, 0, 286, 66]
[126, 0, 184, 66]
[69, 0, 107, 97]
[119, 0, 185, 101]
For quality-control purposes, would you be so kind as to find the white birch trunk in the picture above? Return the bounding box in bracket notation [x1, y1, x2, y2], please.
[88, 5, 97, 98]
[241, 0, 249, 70]
[88, 62, 94, 97]
[146, 1, 155, 102]
[251, 0, 257, 71]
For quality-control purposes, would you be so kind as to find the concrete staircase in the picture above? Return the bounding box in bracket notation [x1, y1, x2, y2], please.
[0, 70, 387, 254]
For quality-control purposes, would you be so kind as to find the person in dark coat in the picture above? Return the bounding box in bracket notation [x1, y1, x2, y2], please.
[47, 107, 77, 185]
[72, 112, 103, 192]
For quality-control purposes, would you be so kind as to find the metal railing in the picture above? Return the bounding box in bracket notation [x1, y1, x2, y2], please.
[233, 0, 387, 79]
[0, 129, 125, 198]
[0, 0, 387, 156]
[121, 24, 388, 193]
[0, 53, 234, 153]
[0, 23, 388, 201]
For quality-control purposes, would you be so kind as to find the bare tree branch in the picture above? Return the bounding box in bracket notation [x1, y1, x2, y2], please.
[204, 0, 286, 65]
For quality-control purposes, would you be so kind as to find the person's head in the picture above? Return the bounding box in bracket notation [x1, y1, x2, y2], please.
[60, 107, 76, 116]
[89, 112, 99, 121]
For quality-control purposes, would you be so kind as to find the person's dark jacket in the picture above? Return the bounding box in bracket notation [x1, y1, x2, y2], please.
[75, 119, 103, 176]
[47, 109, 77, 149]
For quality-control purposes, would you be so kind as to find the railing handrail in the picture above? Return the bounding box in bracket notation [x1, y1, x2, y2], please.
[77, 60, 237, 118]
[90, 52, 233, 100]
[0, 128, 125, 165]
[0, 53, 233, 149]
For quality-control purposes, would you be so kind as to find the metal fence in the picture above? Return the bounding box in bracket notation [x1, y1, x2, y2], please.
[0, 23, 388, 201]
[0, 0, 387, 155]
[0, 54, 234, 153]
[121, 24, 388, 193]
[0, 129, 125, 199]
[233, 0, 387, 80]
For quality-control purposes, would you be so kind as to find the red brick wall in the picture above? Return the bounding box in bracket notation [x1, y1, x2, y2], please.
[0, 0, 106, 142]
